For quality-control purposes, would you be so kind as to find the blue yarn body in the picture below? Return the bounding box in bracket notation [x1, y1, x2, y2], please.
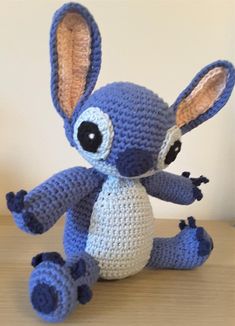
[7, 167, 214, 322]
[9, 167, 105, 235]
[63, 181, 105, 257]
[6, 1, 235, 323]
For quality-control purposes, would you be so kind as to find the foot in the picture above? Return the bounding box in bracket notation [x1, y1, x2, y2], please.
[29, 252, 94, 322]
[182, 172, 209, 201]
[6, 190, 44, 234]
[175, 217, 213, 268]
[179, 217, 214, 257]
[147, 217, 213, 270]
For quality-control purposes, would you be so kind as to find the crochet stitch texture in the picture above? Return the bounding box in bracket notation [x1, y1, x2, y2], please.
[6, 2, 235, 322]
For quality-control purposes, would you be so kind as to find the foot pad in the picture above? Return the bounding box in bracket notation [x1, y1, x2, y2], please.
[31, 283, 58, 314]
[179, 217, 214, 257]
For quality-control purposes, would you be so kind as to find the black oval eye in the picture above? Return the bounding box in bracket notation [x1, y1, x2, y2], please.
[77, 121, 102, 153]
[164, 140, 182, 165]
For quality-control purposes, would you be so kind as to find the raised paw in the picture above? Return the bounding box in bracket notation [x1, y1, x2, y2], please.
[182, 172, 209, 201]
[6, 190, 27, 213]
[6, 189, 44, 234]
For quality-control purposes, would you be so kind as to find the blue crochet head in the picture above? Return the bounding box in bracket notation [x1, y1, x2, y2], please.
[50, 2, 235, 178]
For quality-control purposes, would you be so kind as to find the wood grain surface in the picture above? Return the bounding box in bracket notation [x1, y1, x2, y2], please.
[0, 217, 234, 326]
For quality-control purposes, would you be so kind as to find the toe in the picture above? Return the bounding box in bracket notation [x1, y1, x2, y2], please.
[6, 190, 27, 213]
[31, 252, 65, 268]
[77, 284, 93, 304]
[188, 216, 197, 228]
[179, 219, 187, 230]
[31, 253, 43, 268]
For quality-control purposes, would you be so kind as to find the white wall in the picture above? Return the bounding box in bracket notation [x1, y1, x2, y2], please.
[0, 0, 234, 219]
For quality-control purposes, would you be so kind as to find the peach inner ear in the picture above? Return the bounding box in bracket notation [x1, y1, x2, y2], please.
[56, 12, 91, 118]
[176, 67, 228, 128]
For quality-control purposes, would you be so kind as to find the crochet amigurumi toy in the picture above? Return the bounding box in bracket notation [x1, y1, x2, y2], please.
[6, 2, 235, 322]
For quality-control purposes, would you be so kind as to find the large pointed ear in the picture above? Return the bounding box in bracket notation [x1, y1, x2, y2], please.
[50, 3, 101, 120]
[172, 61, 235, 134]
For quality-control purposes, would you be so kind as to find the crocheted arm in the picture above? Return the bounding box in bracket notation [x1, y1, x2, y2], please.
[6, 167, 103, 235]
[141, 171, 209, 205]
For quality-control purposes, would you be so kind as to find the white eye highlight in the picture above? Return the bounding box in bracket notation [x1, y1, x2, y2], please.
[157, 126, 182, 170]
[73, 107, 114, 160]
[88, 133, 95, 140]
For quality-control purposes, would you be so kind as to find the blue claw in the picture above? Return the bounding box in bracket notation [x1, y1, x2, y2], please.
[77, 284, 93, 304]
[188, 216, 197, 228]
[181, 172, 209, 201]
[179, 219, 187, 230]
[179, 216, 197, 230]
[6, 190, 27, 213]
[191, 175, 209, 186]
[6, 190, 44, 235]
[182, 171, 191, 178]
[193, 186, 203, 201]
[32, 252, 65, 268]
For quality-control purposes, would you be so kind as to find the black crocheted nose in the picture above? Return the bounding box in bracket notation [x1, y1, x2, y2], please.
[116, 148, 153, 177]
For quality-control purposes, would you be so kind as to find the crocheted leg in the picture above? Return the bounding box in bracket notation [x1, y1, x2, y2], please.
[147, 217, 214, 269]
[29, 251, 99, 322]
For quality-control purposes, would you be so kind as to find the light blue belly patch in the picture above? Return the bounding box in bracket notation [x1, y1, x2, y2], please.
[85, 176, 155, 279]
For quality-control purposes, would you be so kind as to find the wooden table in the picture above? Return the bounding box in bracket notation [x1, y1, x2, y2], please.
[0, 217, 234, 326]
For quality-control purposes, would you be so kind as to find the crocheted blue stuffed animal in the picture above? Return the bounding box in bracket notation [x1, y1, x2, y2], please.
[6, 2, 235, 322]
